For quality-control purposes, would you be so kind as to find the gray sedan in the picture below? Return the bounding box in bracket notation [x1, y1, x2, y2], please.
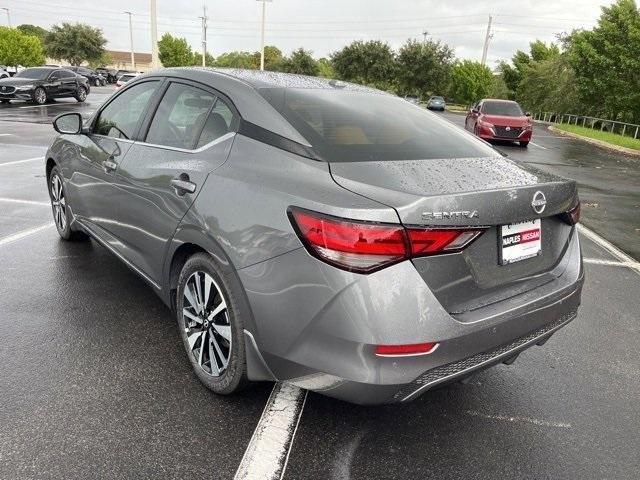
[45, 68, 583, 405]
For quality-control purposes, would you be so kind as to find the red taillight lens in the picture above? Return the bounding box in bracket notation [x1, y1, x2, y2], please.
[375, 342, 439, 356]
[289, 208, 485, 273]
[289, 209, 408, 273]
[563, 202, 580, 225]
[407, 228, 483, 255]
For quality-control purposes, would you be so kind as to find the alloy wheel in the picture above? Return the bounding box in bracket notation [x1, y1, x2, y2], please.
[35, 88, 46, 105]
[77, 87, 87, 101]
[50, 174, 67, 231]
[182, 271, 232, 377]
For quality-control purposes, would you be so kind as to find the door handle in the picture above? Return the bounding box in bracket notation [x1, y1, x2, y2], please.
[171, 175, 197, 195]
[102, 160, 117, 173]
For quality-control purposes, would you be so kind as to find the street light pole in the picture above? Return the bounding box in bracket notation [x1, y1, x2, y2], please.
[260, 0, 266, 70]
[481, 15, 493, 66]
[1, 7, 10, 28]
[124, 11, 135, 70]
[150, 0, 159, 69]
[199, 3, 207, 67]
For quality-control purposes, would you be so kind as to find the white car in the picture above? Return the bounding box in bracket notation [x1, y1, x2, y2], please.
[115, 73, 140, 89]
[0, 66, 10, 79]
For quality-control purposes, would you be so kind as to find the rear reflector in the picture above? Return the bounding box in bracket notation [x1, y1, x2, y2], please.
[375, 342, 439, 356]
[289, 207, 485, 273]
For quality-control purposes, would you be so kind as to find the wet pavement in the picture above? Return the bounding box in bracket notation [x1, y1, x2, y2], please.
[0, 96, 639, 479]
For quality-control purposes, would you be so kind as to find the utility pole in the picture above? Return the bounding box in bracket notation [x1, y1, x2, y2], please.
[481, 15, 493, 66]
[1, 7, 10, 28]
[199, 3, 207, 67]
[124, 12, 135, 70]
[150, 0, 159, 69]
[257, 0, 272, 71]
[422, 30, 428, 44]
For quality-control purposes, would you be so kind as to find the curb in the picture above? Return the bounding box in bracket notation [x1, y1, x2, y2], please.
[548, 125, 640, 158]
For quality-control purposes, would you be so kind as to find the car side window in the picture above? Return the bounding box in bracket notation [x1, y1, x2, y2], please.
[49, 71, 62, 81]
[94, 81, 159, 139]
[60, 69, 76, 79]
[196, 98, 235, 148]
[145, 83, 217, 150]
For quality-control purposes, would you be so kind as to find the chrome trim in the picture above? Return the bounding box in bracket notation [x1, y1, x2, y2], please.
[136, 131, 236, 153]
[75, 219, 161, 290]
[89, 134, 136, 145]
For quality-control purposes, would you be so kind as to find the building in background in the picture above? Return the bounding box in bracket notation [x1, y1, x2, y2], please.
[105, 50, 153, 72]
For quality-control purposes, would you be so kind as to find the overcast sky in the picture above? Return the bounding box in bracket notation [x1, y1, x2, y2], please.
[3, 0, 614, 67]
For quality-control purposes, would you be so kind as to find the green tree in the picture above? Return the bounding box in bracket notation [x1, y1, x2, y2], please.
[566, 0, 640, 121]
[192, 52, 215, 67]
[516, 54, 582, 114]
[44, 23, 106, 65]
[317, 57, 335, 78]
[449, 60, 494, 105]
[250, 45, 284, 70]
[498, 40, 559, 98]
[330, 40, 397, 90]
[396, 39, 454, 98]
[280, 48, 319, 76]
[0, 27, 45, 67]
[157, 33, 194, 67]
[214, 51, 255, 69]
[88, 51, 113, 69]
[16, 24, 48, 42]
[490, 74, 511, 99]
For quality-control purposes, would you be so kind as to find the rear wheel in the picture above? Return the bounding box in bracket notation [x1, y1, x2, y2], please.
[176, 253, 249, 395]
[48, 166, 89, 241]
[33, 87, 47, 105]
[74, 86, 87, 102]
[519, 141, 529, 148]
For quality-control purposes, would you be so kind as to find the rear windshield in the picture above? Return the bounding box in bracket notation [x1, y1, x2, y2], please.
[120, 75, 135, 82]
[431, 96, 444, 101]
[260, 88, 495, 162]
[481, 101, 523, 116]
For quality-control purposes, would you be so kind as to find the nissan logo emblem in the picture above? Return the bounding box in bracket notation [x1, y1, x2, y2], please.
[531, 191, 547, 214]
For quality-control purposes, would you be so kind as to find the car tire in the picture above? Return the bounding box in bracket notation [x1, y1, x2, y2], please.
[48, 166, 89, 241]
[33, 87, 47, 105]
[74, 86, 87, 103]
[519, 141, 529, 148]
[176, 252, 250, 395]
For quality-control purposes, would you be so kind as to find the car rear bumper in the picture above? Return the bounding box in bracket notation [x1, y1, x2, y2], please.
[239, 226, 583, 405]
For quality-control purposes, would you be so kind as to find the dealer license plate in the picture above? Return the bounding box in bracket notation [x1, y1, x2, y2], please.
[499, 219, 541, 265]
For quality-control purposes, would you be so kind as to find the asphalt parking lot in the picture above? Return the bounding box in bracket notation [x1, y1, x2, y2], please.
[1, 93, 639, 480]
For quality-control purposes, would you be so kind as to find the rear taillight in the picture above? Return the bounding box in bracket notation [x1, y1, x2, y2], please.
[375, 342, 439, 357]
[561, 202, 581, 225]
[289, 208, 484, 273]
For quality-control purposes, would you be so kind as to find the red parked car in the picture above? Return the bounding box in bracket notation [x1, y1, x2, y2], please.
[465, 99, 532, 147]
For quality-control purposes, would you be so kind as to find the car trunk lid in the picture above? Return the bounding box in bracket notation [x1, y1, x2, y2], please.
[330, 156, 578, 315]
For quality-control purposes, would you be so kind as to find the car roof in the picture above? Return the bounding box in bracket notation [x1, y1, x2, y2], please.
[481, 98, 518, 104]
[158, 67, 383, 93]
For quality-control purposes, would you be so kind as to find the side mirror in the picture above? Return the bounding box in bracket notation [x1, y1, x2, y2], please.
[471, 108, 479, 114]
[525, 112, 531, 117]
[53, 112, 83, 135]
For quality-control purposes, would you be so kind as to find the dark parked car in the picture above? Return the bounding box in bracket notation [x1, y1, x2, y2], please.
[115, 69, 136, 80]
[0, 66, 9, 79]
[427, 95, 446, 111]
[68, 66, 106, 86]
[45, 69, 583, 405]
[0, 67, 89, 105]
[96, 68, 117, 84]
[466, 98, 533, 147]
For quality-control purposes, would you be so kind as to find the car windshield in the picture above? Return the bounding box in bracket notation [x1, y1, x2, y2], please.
[120, 75, 135, 82]
[14, 68, 52, 80]
[431, 96, 444, 101]
[482, 101, 524, 116]
[260, 88, 495, 162]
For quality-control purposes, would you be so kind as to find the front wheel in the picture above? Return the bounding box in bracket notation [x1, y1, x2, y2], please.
[74, 86, 87, 102]
[33, 87, 47, 105]
[519, 141, 529, 148]
[176, 253, 249, 395]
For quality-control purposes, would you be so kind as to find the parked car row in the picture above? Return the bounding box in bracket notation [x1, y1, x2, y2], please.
[0, 67, 90, 105]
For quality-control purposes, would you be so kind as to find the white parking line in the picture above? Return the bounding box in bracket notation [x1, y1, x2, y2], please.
[0, 157, 42, 167]
[0, 133, 12, 137]
[0, 197, 49, 206]
[529, 141, 547, 149]
[0, 222, 54, 247]
[464, 410, 571, 429]
[234, 383, 307, 480]
[583, 258, 640, 269]
[578, 224, 640, 274]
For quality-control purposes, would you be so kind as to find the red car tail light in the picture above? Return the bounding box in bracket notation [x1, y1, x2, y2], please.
[375, 342, 439, 356]
[289, 208, 485, 273]
[561, 202, 581, 225]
